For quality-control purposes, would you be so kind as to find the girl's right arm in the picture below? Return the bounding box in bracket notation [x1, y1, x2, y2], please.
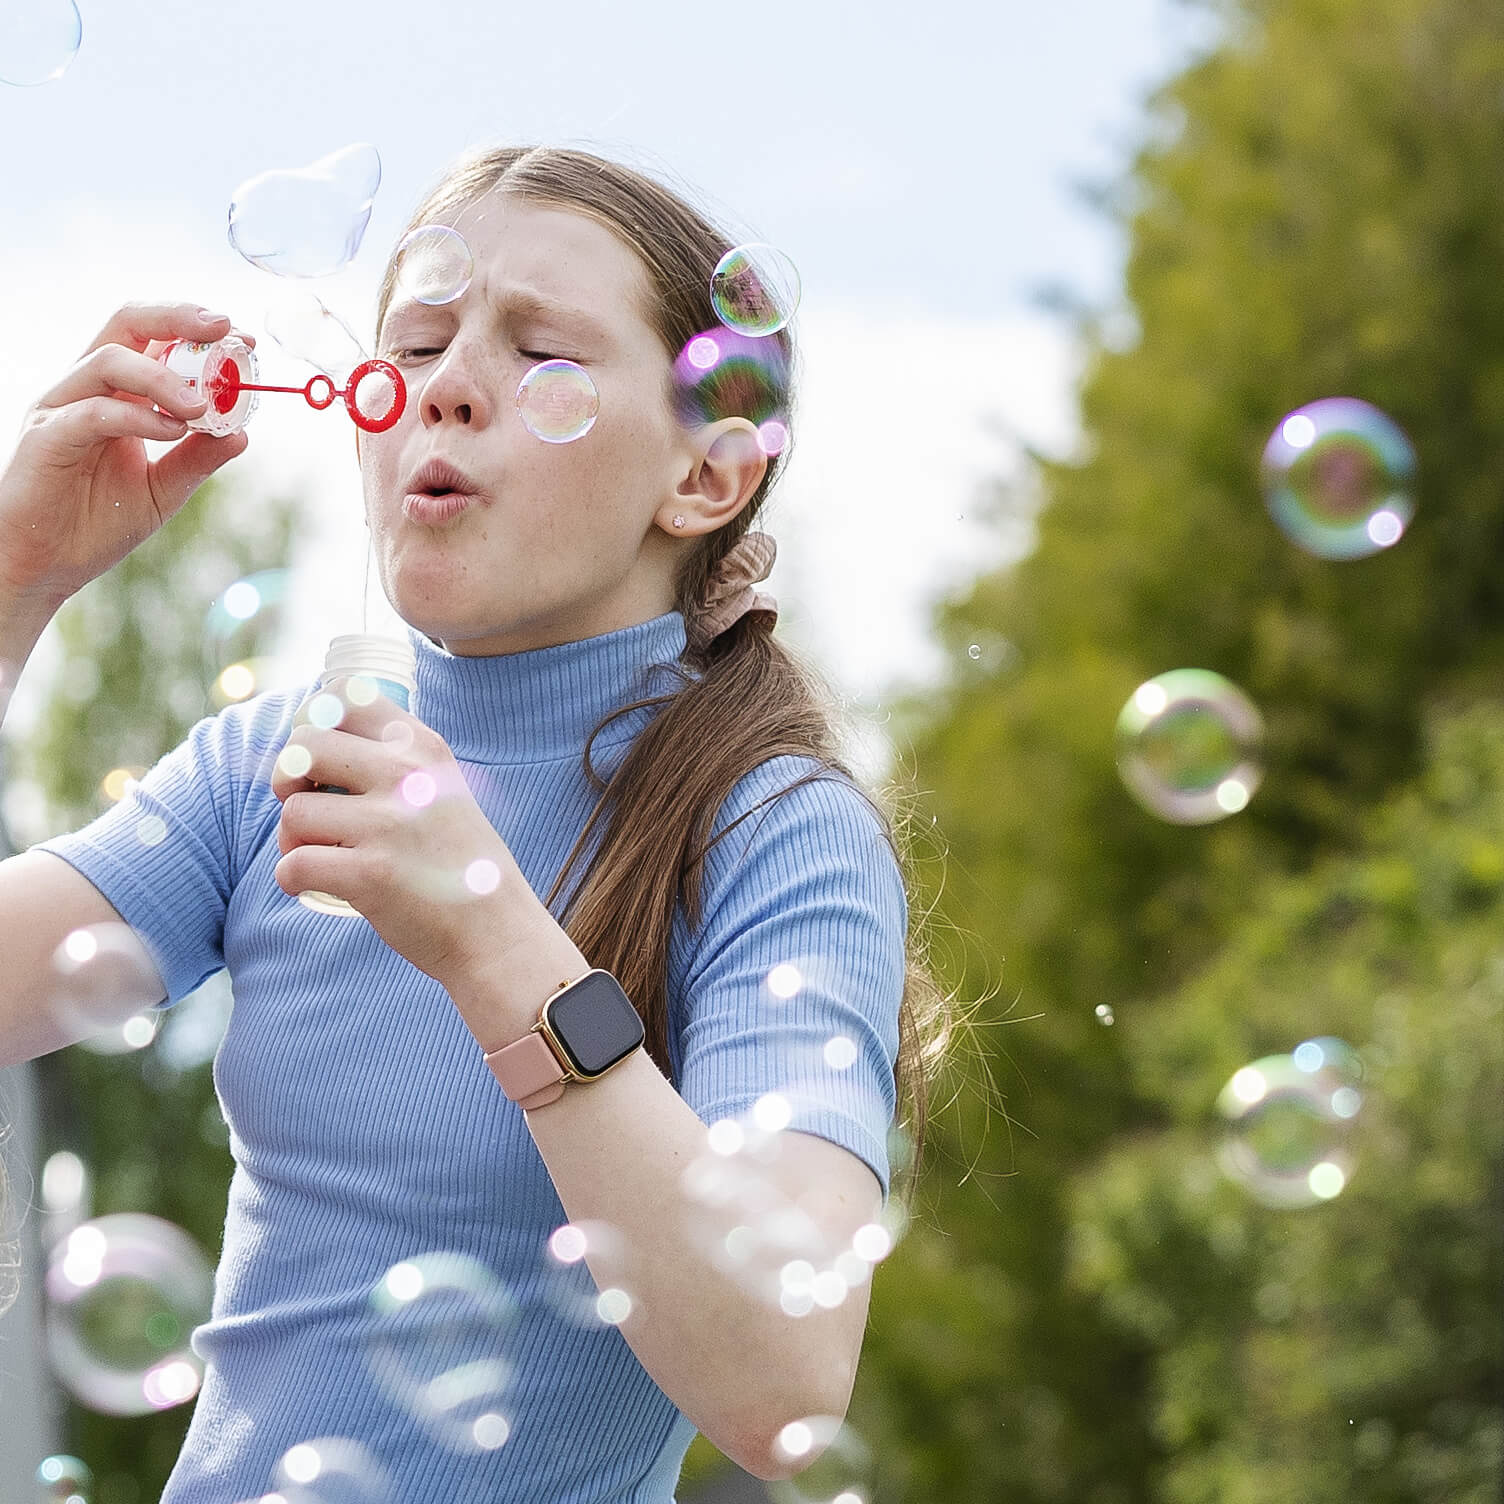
[0, 301, 250, 1064]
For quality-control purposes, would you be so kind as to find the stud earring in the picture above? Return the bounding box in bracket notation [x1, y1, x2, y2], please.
[672, 515, 686, 529]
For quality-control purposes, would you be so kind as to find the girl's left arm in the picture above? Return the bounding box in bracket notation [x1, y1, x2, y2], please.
[445, 894, 882, 1484]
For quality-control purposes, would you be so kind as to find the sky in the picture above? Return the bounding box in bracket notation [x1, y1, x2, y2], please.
[0, 0, 1213, 802]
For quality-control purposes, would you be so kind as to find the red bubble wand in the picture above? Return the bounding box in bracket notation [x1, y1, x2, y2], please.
[207, 357, 407, 433]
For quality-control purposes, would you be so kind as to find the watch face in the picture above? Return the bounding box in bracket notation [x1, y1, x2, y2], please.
[547, 971, 645, 1077]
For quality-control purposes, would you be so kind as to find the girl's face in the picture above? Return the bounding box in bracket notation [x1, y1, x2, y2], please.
[360, 196, 715, 656]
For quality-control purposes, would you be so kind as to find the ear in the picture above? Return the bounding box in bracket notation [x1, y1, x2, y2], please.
[664, 418, 767, 534]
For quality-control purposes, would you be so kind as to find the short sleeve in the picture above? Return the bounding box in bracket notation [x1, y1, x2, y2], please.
[670, 757, 908, 1198]
[32, 689, 303, 1006]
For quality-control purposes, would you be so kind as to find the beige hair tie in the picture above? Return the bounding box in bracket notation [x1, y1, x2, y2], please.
[685, 531, 778, 655]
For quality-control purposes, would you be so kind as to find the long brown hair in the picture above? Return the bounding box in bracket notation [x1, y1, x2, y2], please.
[375, 145, 955, 1177]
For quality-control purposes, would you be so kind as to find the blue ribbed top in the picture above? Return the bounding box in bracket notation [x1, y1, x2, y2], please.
[36, 608, 906, 1503]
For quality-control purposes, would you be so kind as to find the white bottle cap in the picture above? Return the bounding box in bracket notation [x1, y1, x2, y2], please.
[321, 633, 417, 696]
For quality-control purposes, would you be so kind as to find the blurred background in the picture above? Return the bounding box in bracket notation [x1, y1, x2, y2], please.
[1, 0, 1501, 1500]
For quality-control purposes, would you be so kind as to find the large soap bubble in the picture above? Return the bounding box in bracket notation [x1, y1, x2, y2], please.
[44, 1213, 214, 1415]
[229, 143, 382, 278]
[516, 360, 599, 444]
[0, 0, 81, 86]
[1260, 397, 1417, 560]
[1115, 668, 1265, 825]
[393, 224, 474, 306]
[710, 243, 801, 336]
[1216, 1037, 1364, 1209]
[362, 1252, 516, 1455]
[266, 290, 368, 381]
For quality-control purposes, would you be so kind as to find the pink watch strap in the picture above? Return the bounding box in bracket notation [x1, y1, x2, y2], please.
[485, 1028, 569, 1109]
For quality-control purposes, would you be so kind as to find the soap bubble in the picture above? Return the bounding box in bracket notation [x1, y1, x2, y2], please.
[266, 289, 368, 381]
[362, 1252, 516, 1455]
[229, 143, 382, 278]
[50, 923, 164, 1055]
[0, 0, 81, 86]
[671, 329, 791, 452]
[44, 1214, 213, 1415]
[393, 224, 474, 306]
[204, 568, 289, 707]
[769, 1415, 875, 1504]
[538, 1220, 631, 1330]
[516, 359, 599, 443]
[1260, 397, 1417, 560]
[711, 243, 801, 336]
[1216, 1038, 1364, 1209]
[36, 1454, 93, 1504]
[681, 1108, 899, 1315]
[271, 1436, 397, 1504]
[350, 363, 401, 427]
[1115, 669, 1264, 825]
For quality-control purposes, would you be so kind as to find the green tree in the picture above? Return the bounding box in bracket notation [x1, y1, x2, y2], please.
[1069, 703, 1504, 1503]
[18, 472, 299, 1504]
[851, 0, 1504, 1499]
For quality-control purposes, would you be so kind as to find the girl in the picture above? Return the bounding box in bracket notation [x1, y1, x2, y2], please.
[0, 145, 947, 1501]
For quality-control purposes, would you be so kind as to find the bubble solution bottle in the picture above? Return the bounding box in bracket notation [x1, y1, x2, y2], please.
[293, 633, 418, 918]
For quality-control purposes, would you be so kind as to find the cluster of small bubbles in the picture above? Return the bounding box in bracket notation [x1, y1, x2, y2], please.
[769, 1415, 875, 1504]
[515, 360, 599, 443]
[44, 1214, 213, 1415]
[51, 923, 164, 1055]
[671, 328, 791, 456]
[681, 1101, 900, 1316]
[710, 243, 802, 336]
[271, 1436, 397, 1504]
[204, 570, 289, 708]
[1115, 669, 1265, 825]
[1216, 1036, 1364, 1208]
[36, 1454, 93, 1504]
[1260, 397, 1417, 560]
[228, 143, 382, 279]
[393, 224, 475, 306]
[0, 0, 81, 86]
[1094, 1003, 1116, 1027]
[362, 1252, 515, 1455]
[265, 289, 368, 381]
[539, 1220, 632, 1330]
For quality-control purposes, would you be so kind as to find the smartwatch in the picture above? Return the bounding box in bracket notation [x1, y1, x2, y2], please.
[483, 968, 645, 1110]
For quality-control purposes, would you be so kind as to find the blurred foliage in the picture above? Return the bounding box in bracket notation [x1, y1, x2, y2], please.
[19, 472, 298, 1504]
[853, 0, 1504, 1499]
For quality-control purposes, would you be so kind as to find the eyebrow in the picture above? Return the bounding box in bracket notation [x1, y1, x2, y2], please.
[382, 285, 615, 347]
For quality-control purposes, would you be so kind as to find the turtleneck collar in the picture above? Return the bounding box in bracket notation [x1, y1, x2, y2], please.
[407, 610, 691, 765]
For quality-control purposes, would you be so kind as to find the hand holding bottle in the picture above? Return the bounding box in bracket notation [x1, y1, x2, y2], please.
[0, 302, 252, 607]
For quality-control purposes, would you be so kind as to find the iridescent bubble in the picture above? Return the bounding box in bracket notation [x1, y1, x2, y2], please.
[672, 328, 790, 447]
[0, 0, 81, 86]
[711, 243, 801, 336]
[44, 1214, 213, 1415]
[363, 1252, 516, 1455]
[680, 1110, 893, 1315]
[769, 1415, 875, 1504]
[36, 1454, 93, 1504]
[228, 143, 382, 278]
[1216, 1039, 1364, 1209]
[1115, 669, 1265, 825]
[265, 289, 368, 381]
[204, 569, 289, 708]
[271, 1436, 397, 1504]
[393, 224, 474, 306]
[1260, 397, 1417, 560]
[516, 359, 599, 443]
[50, 923, 164, 1055]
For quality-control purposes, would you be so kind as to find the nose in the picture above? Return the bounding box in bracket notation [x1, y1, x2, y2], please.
[418, 334, 497, 430]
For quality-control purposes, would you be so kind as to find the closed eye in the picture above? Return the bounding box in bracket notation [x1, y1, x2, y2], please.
[385, 347, 442, 363]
